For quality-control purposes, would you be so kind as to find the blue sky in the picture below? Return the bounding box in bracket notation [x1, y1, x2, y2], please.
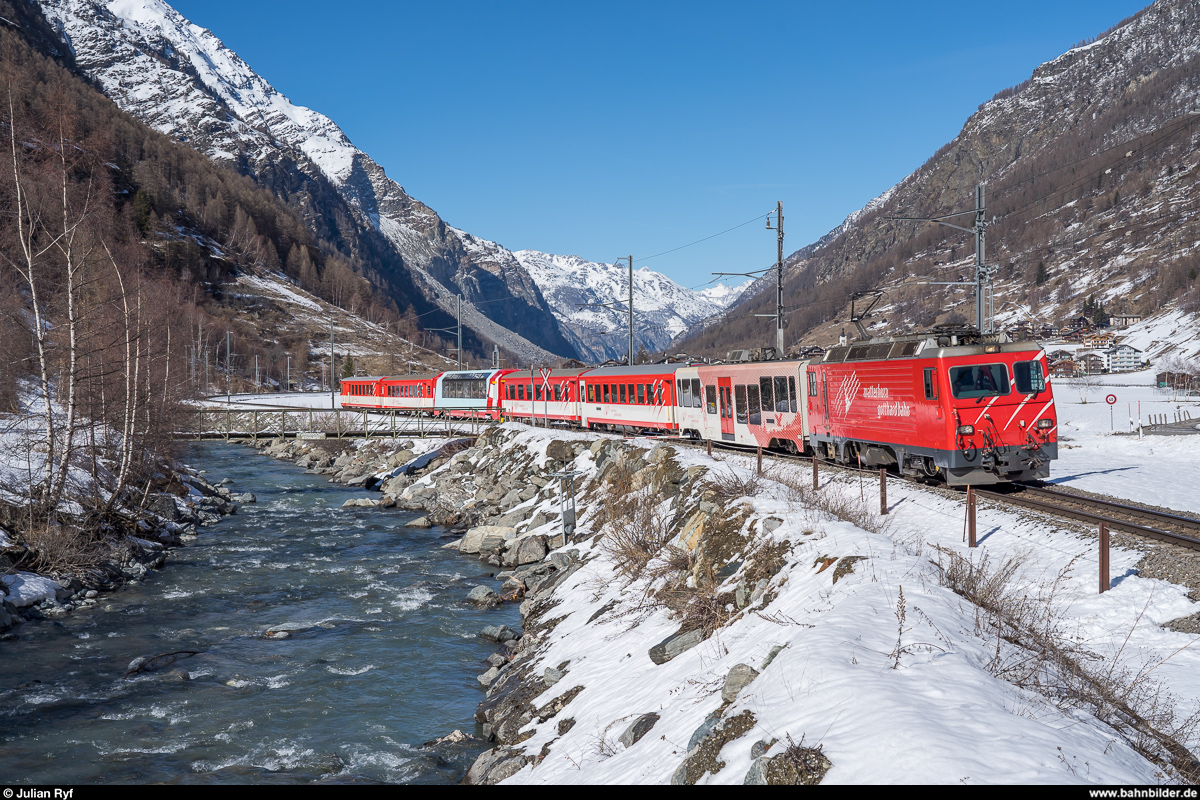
[174, 0, 1148, 291]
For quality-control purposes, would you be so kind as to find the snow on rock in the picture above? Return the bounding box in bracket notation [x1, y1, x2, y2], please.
[1, 573, 61, 608]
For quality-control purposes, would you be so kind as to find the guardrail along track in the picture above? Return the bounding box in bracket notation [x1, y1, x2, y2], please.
[976, 485, 1200, 552]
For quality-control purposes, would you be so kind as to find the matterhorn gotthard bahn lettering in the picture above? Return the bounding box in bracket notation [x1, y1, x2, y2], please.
[3, 0, 1200, 788]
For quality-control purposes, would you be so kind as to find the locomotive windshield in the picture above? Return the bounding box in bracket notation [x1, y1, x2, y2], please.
[949, 364, 1010, 399]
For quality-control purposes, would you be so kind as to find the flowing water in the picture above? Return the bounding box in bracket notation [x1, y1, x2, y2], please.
[0, 441, 515, 784]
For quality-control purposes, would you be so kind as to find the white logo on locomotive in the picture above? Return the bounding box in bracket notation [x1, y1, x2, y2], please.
[876, 401, 911, 418]
[837, 372, 862, 414]
[863, 385, 889, 399]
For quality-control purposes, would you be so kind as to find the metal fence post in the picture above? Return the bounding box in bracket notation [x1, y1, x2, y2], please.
[967, 485, 977, 548]
[812, 453, 818, 491]
[879, 468, 887, 515]
[756, 445, 763, 476]
[1099, 523, 1110, 593]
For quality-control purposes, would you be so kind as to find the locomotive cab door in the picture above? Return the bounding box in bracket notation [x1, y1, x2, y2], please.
[718, 377, 734, 440]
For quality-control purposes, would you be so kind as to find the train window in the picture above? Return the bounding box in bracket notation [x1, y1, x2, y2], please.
[518, 385, 526, 400]
[747, 384, 761, 425]
[628, 384, 635, 403]
[949, 364, 1010, 399]
[808, 372, 817, 397]
[706, 386, 717, 415]
[637, 384, 646, 404]
[554, 384, 562, 402]
[616, 384, 624, 403]
[924, 368, 937, 400]
[788, 376, 798, 412]
[774, 376, 789, 413]
[735, 385, 748, 424]
[678, 379, 688, 407]
[759, 377, 773, 413]
[1014, 361, 1046, 395]
[691, 379, 702, 408]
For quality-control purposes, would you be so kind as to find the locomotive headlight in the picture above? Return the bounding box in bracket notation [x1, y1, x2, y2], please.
[957, 424, 975, 435]
[984, 344, 1000, 353]
[1036, 418, 1054, 429]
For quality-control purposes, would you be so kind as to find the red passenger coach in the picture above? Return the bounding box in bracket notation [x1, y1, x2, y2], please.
[579, 364, 680, 433]
[340, 375, 437, 413]
[500, 369, 586, 424]
[807, 331, 1057, 485]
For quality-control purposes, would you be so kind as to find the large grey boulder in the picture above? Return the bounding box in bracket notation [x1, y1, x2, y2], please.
[503, 535, 547, 567]
[649, 628, 705, 665]
[478, 624, 518, 643]
[461, 525, 516, 554]
[466, 585, 500, 607]
[618, 713, 660, 748]
[721, 663, 760, 703]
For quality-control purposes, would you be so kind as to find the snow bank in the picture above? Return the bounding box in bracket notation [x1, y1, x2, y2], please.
[1, 573, 61, 608]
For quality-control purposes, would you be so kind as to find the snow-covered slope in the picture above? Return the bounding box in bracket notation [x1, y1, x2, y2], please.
[513, 251, 748, 362]
[38, 0, 575, 363]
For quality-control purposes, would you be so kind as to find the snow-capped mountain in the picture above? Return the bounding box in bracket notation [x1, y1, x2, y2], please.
[38, 0, 576, 363]
[513, 251, 747, 362]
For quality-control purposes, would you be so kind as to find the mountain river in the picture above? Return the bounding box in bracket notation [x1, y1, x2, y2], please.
[0, 441, 516, 784]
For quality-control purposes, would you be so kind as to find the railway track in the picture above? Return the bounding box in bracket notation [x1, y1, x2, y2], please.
[977, 485, 1200, 553]
[663, 434, 1200, 553]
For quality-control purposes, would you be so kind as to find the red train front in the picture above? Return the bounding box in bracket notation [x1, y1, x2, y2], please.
[807, 330, 1057, 485]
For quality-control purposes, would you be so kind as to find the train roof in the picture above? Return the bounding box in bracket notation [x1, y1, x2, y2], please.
[822, 330, 1042, 364]
[503, 368, 592, 379]
[343, 374, 438, 382]
[582, 364, 687, 377]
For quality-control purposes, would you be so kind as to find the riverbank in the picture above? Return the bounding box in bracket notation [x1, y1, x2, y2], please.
[0, 460, 243, 633]
[0, 441, 517, 784]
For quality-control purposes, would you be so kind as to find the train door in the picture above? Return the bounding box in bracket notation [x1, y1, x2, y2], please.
[718, 377, 734, 439]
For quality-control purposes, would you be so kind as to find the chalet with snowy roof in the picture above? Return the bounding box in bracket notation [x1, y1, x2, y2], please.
[1050, 359, 1081, 378]
[1083, 332, 1116, 348]
[1109, 314, 1143, 329]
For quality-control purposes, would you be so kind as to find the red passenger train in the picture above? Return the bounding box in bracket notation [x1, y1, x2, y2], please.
[339, 328, 1057, 485]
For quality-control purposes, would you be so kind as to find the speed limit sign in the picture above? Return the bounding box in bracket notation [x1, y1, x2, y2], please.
[1106, 394, 1117, 405]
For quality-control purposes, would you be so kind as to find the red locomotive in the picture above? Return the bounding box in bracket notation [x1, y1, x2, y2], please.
[807, 329, 1056, 485]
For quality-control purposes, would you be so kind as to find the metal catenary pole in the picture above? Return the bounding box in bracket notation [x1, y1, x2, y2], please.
[628, 255, 634, 366]
[456, 294, 463, 371]
[765, 202, 785, 354]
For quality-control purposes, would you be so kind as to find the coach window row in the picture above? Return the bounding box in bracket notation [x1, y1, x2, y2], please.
[505, 383, 572, 402]
[702, 377, 797, 425]
[385, 385, 424, 398]
[587, 382, 666, 405]
[675, 378, 703, 409]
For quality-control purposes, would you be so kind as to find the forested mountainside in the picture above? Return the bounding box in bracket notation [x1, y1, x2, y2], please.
[36, 0, 577, 364]
[513, 251, 747, 362]
[680, 0, 1200, 356]
[0, 0, 461, 418]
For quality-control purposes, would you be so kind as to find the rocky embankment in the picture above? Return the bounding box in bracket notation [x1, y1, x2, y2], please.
[249, 425, 826, 785]
[0, 466, 246, 634]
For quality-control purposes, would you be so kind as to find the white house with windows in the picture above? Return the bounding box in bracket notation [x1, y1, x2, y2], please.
[1104, 343, 1144, 373]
